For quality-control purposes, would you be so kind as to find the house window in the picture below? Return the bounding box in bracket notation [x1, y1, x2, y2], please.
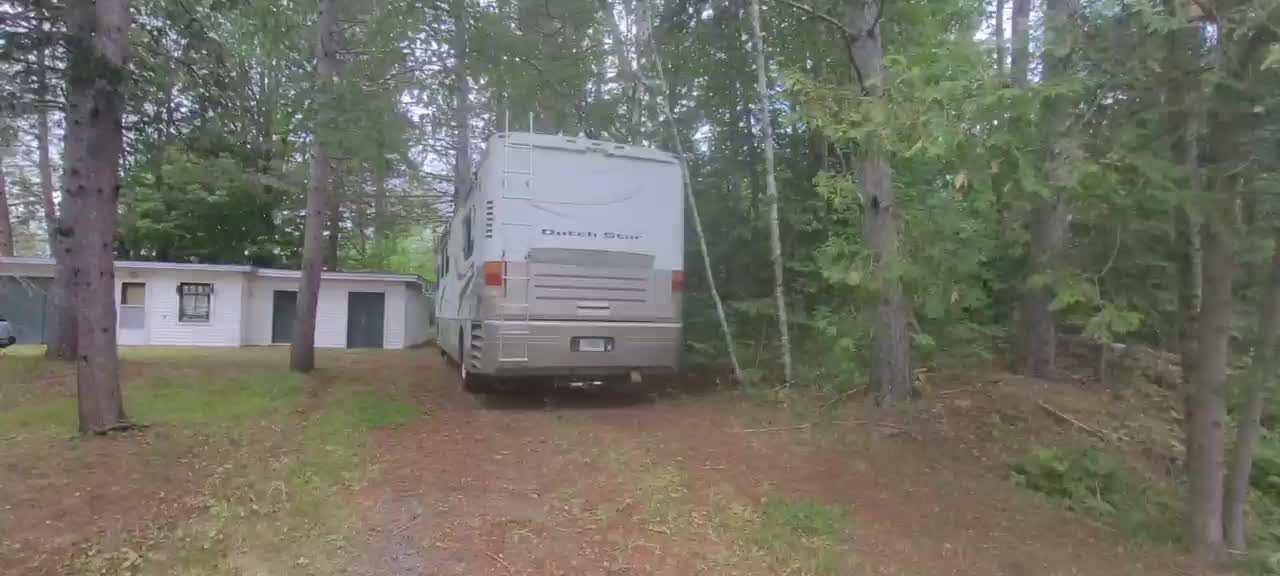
[121, 283, 146, 306]
[179, 283, 212, 323]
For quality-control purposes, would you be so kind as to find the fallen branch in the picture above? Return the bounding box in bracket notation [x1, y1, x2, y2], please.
[391, 514, 421, 535]
[486, 552, 513, 573]
[1037, 400, 1110, 442]
[738, 424, 811, 433]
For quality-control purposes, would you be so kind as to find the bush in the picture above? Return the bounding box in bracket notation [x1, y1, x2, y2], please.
[1253, 429, 1280, 500]
[1010, 446, 1182, 544]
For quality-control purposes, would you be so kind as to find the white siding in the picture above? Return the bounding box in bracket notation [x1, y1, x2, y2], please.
[244, 277, 296, 346]
[3, 258, 423, 350]
[403, 284, 432, 347]
[244, 276, 407, 349]
[116, 269, 247, 346]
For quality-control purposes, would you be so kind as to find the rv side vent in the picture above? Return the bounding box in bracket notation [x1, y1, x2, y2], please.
[484, 200, 495, 239]
[468, 321, 485, 369]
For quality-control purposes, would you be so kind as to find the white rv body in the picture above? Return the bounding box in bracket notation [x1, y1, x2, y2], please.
[435, 132, 684, 383]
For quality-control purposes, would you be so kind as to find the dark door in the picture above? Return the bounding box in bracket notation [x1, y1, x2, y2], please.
[272, 290, 297, 344]
[346, 292, 385, 348]
[0, 277, 51, 343]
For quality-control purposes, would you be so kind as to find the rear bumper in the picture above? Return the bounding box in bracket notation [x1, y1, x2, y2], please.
[471, 320, 681, 376]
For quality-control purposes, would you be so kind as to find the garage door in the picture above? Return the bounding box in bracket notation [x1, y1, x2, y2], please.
[346, 292, 385, 348]
[0, 277, 51, 344]
[272, 290, 297, 344]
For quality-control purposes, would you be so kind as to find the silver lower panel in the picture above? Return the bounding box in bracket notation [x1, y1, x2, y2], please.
[470, 320, 681, 376]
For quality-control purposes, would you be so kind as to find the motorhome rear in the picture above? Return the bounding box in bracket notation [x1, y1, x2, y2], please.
[435, 132, 684, 389]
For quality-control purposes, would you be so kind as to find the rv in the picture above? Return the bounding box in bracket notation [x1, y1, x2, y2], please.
[435, 132, 685, 391]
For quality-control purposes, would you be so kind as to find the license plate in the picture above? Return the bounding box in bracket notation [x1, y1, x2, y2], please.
[577, 337, 609, 352]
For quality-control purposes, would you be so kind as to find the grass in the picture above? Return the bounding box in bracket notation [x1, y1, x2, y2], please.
[562, 425, 851, 575]
[128, 382, 422, 576]
[0, 347, 424, 576]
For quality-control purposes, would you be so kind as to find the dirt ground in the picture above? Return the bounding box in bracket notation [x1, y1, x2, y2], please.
[358, 350, 1204, 576]
[1, 346, 1209, 575]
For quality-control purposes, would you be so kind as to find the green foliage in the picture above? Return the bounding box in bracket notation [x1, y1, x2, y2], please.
[1010, 446, 1183, 544]
[1254, 429, 1280, 501]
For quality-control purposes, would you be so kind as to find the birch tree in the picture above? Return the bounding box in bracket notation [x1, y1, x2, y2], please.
[746, 0, 794, 385]
[291, 0, 338, 373]
[63, 0, 130, 433]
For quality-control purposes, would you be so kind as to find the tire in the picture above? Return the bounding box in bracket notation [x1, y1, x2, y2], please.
[459, 329, 493, 394]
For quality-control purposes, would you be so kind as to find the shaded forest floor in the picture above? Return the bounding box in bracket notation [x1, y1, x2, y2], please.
[0, 345, 1211, 575]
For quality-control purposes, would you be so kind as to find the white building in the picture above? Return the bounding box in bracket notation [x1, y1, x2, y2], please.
[0, 257, 433, 349]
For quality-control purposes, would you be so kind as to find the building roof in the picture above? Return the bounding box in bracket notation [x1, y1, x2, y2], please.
[0, 257, 431, 290]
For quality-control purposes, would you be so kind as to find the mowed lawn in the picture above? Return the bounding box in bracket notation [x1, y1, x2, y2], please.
[0, 346, 423, 576]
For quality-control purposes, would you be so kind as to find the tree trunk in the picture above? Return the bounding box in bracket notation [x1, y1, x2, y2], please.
[0, 154, 12, 257]
[1187, 180, 1232, 561]
[640, 0, 743, 382]
[1009, 0, 1029, 87]
[1184, 11, 1265, 560]
[994, 0, 1006, 75]
[453, 0, 473, 197]
[1224, 238, 1280, 551]
[38, 42, 57, 257]
[46, 185, 79, 360]
[1021, 0, 1076, 378]
[846, 0, 911, 403]
[64, 0, 129, 434]
[291, 0, 337, 373]
[747, 0, 794, 386]
[1165, 17, 1202, 524]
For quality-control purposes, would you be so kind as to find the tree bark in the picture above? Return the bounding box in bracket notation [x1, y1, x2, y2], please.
[46, 185, 79, 360]
[1164, 16, 1202, 532]
[453, 0, 473, 197]
[640, 0, 743, 382]
[747, 0, 794, 385]
[1224, 238, 1280, 551]
[846, 0, 911, 403]
[994, 0, 1006, 75]
[291, 0, 337, 373]
[0, 154, 12, 257]
[1009, 0, 1029, 87]
[64, 0, 129, 434]
[1187, 176, 1232, 562]
[1021, 0, 1076, 378]
[1184, 10, 1266, 560]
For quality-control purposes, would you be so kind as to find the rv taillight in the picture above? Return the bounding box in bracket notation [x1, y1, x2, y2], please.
[483, 261, 504, 287]
[671, 270, 685, 293]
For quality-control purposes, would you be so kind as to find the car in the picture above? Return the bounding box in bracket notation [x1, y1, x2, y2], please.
[0, 315, 15, 348]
